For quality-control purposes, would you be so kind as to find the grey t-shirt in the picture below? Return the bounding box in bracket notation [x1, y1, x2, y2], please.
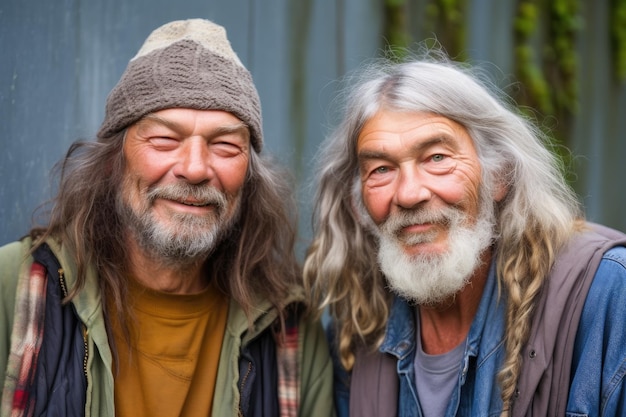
[414, 317, 465, 417]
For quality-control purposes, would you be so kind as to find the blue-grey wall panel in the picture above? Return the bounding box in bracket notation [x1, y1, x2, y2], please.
[1, 0, 625, 249]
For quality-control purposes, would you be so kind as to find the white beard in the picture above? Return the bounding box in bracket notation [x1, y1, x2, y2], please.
[375, 203, 495, 306]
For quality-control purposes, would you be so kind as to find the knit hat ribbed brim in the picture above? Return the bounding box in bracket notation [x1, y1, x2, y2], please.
[97, 19, 263, 152]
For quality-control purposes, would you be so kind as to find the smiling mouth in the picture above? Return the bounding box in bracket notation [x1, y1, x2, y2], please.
[160, 198, 219, 212]
[399, 222, 434, 234]
[393, 222, 440, 242]
[179, 200, 211, 207]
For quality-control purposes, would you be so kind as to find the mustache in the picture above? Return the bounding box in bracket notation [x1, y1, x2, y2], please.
[380, 206, 462, 236]
[146, 183, 228, 209]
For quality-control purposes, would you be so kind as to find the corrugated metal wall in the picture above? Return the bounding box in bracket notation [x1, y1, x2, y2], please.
[1, 0, 624, 249]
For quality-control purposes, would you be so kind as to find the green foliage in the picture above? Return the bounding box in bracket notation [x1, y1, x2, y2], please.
[611, 0, 626, 82]
[382, 0, 467, 61]
[511, 0, 581, 180]
[513, 1, 554, 116]
[383, 0, 411, 60]
[381, 0, 622, 179]
[546, 0, 581, 115]
[426, 0, 468, 60]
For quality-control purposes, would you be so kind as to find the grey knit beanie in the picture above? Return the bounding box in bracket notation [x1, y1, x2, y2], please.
[97, 19, 263, 151]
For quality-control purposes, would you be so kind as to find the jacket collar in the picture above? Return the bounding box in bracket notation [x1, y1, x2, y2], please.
[47, 236, 306, 349]
[227, 285, 305, 346]
[380, 259, 505, 364]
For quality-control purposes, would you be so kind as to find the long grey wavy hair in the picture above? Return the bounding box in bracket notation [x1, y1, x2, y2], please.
[32, 124, 300, 339]
[303, 52, 582, 412]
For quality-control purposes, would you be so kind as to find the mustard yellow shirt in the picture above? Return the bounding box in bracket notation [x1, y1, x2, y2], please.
[111, 278, 228, 417]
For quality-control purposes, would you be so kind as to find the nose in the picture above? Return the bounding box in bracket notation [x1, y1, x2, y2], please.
[394, 167, 432, 209]
[172, 138, 214, 185]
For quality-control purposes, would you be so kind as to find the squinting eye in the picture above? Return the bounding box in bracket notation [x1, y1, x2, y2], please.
[150, 137, 179, 148]
[374, 166, 389, 174]
[432, 154, 445, 162]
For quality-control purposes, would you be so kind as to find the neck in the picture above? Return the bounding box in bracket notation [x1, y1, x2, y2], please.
[125, 236, 208, 294]
[418, 250, 492, 354]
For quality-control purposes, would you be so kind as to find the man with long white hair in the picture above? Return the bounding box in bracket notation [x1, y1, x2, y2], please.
[0, 19, 334, 417]
[304, 53, 626, 416]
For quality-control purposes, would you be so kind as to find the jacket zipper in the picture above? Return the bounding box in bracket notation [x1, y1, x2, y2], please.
[238, 362, 253, 417]
[58, 268, 68, 298]
[58, 268, 89, 378]
[82, 326, 89, 377]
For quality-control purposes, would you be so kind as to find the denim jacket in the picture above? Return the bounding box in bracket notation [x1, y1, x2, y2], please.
[567, 246, 626, 416]
[334, 246, 626, 417]
[381, 260, 507, 417]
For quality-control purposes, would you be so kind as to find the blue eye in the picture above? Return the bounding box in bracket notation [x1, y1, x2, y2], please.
[432, 154, 445, 162]
[374, 166, 389, 174]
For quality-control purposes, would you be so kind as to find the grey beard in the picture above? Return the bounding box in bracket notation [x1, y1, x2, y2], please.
[116, 182, 241, 266]
[375, 203, 495, 306]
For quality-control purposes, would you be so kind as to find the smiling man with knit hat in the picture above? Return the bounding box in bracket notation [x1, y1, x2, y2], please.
[0, 19, 335, 417]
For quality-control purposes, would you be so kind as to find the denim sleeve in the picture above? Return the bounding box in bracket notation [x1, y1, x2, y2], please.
[568, 246, 626, 416]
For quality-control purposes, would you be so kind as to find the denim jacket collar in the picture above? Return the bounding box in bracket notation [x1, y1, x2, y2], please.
[380, 260, 503, 360]
[379, 259, 506, 416]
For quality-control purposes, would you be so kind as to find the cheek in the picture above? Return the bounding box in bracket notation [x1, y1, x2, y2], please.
[217, 159, 249, 196]
[119, 167, 145, 205]
[437, 168, 482, 214]
[361, 186, 391, 224]
[436, 177, 472, 201]
[120, 157, 162, 211]
[124, 151, 151, 180]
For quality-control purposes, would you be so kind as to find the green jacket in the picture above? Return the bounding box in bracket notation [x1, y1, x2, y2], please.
[0, 237, 335, 416]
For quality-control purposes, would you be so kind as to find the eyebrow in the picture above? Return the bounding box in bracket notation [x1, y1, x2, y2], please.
[139, 113, 250, 139]
[357, 135, 454, 163]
